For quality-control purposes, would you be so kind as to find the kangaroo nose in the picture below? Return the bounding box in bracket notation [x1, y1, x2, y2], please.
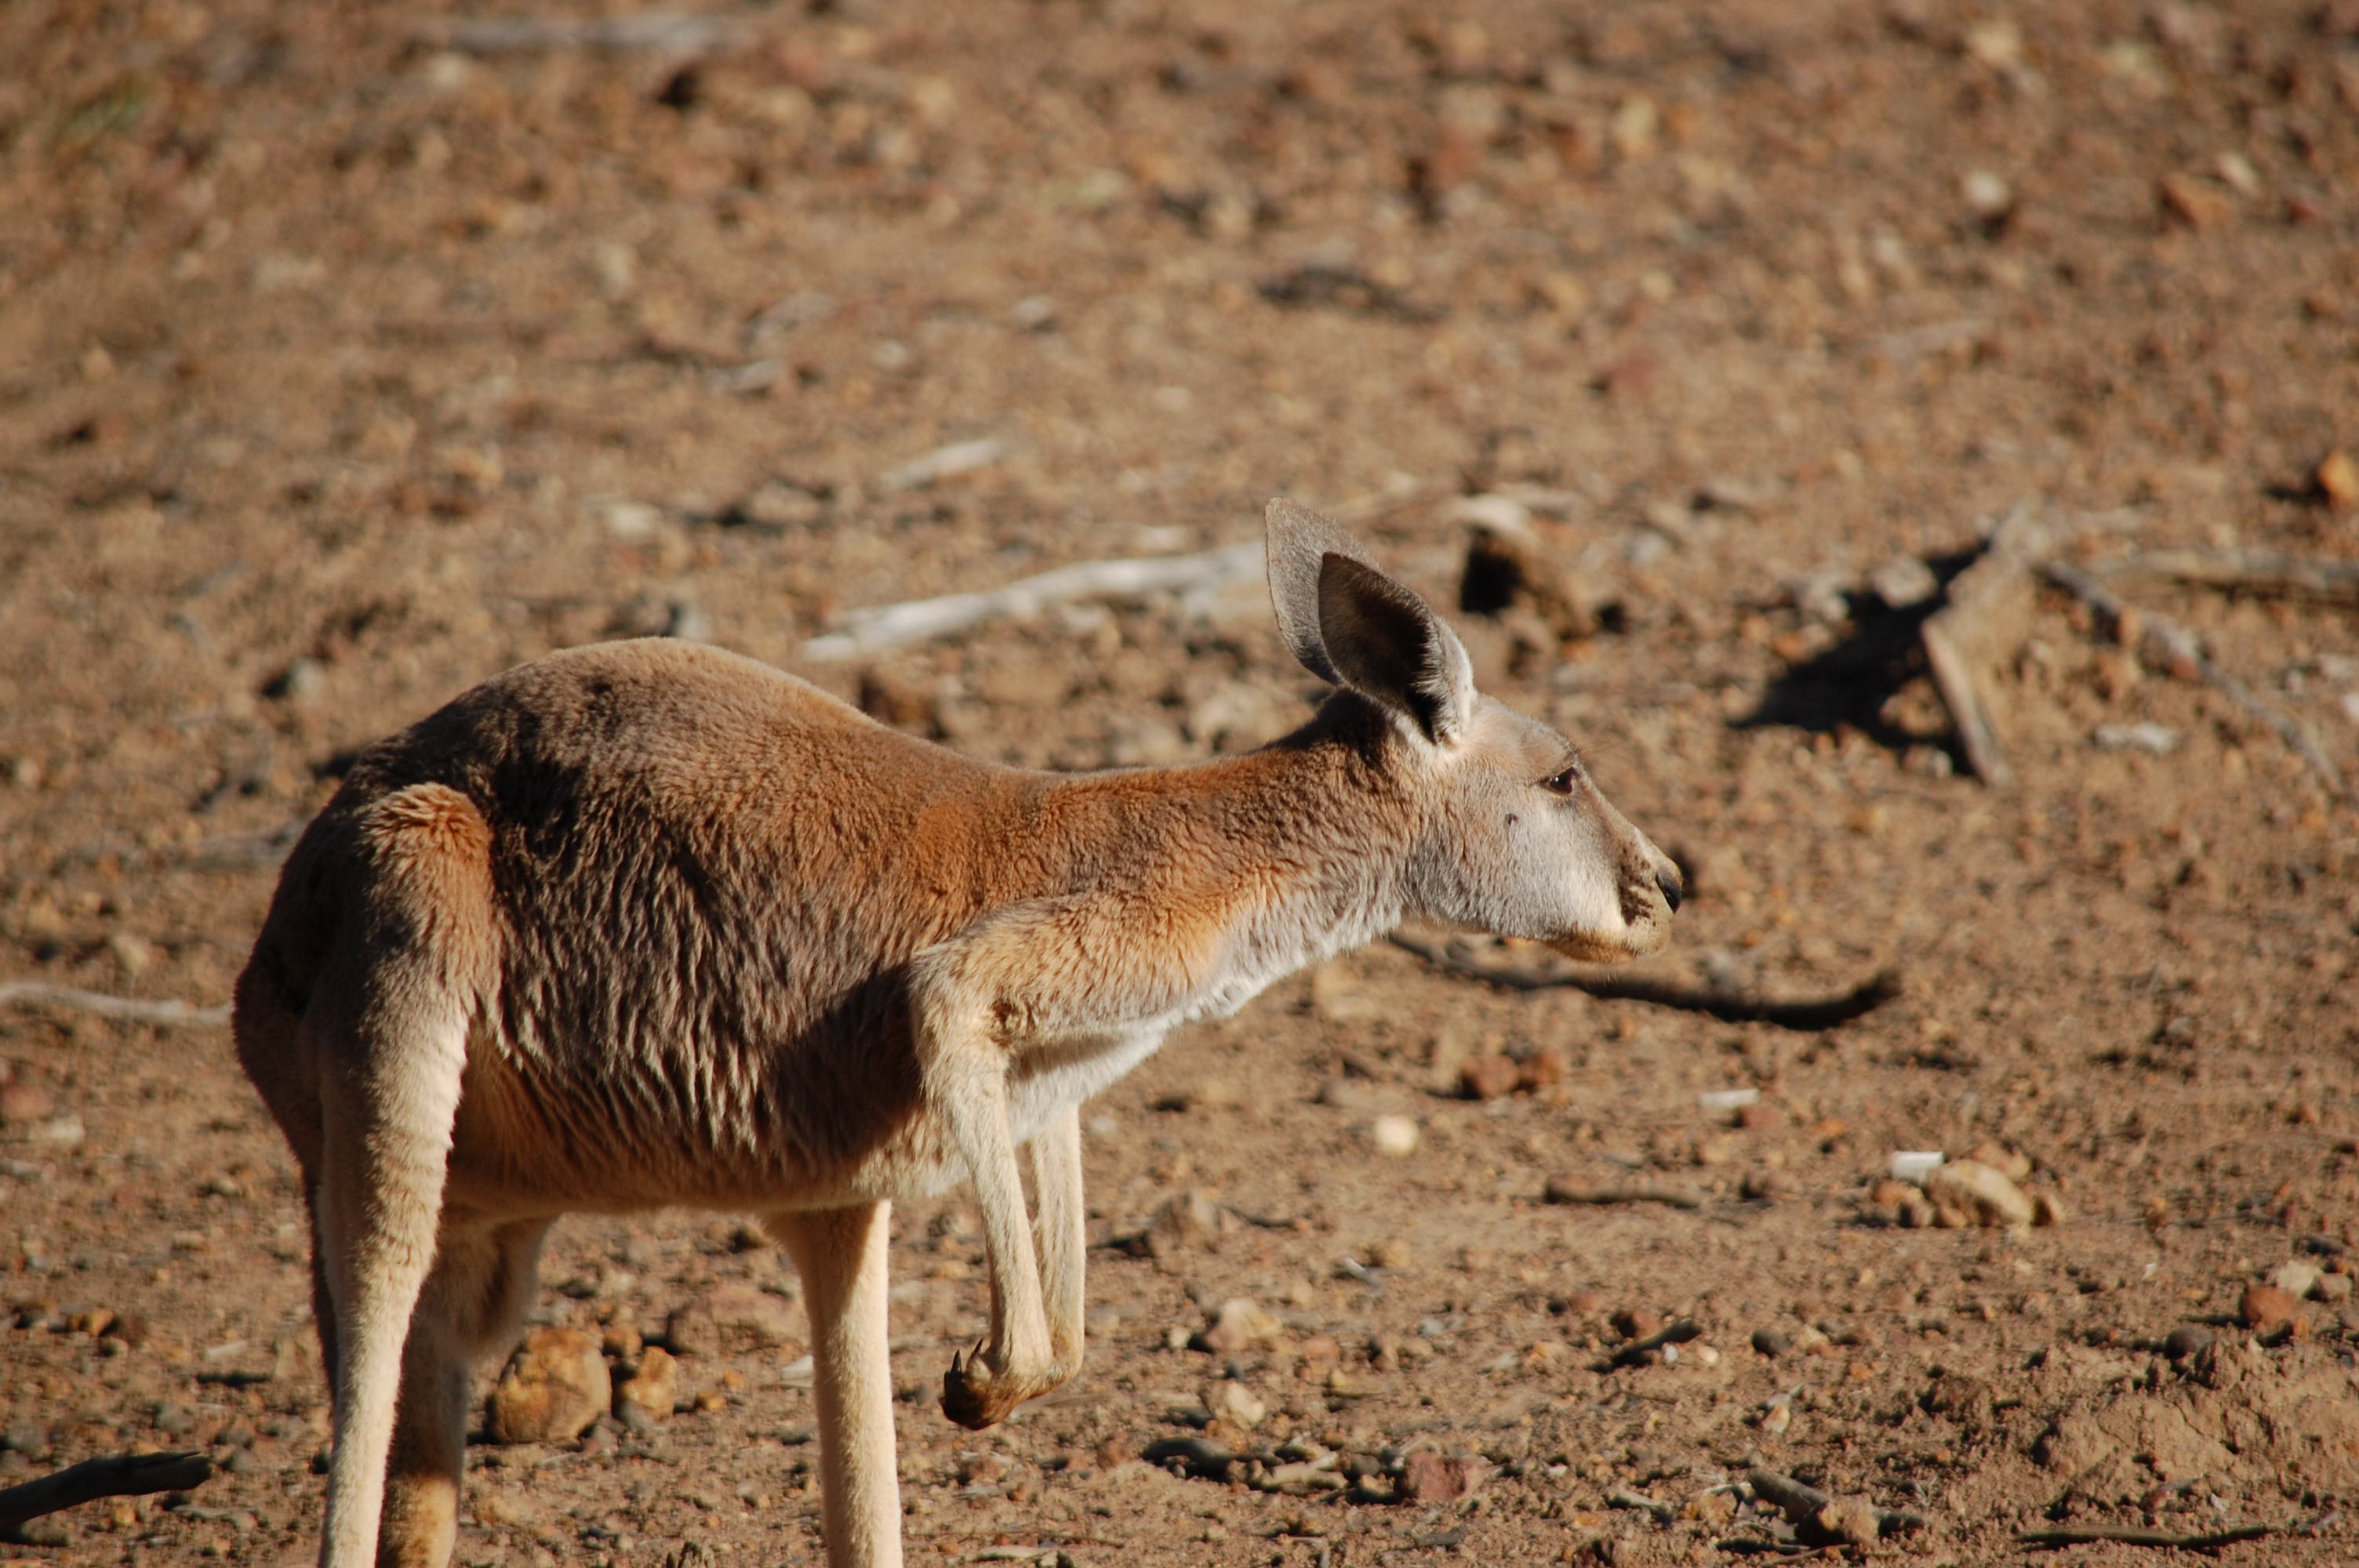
[1656, 866, 1684, 913]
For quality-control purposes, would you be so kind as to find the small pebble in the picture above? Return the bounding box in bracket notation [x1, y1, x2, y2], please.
[1815, 1496, 1881, 1548]
[1751, 1327, 1791, 1358]
[1888, 1151, 1944, 1184]
[1610, 1307, 1662, 1341]
[1205, 1380, 1267, 1430]
[1459, 1054, 1520, 1101]
[1961, 169, 2013, 219]
[1923, 1159, 2036, 1228]
[1397, 1450, 1486, 1504]
[1195, 1298, 1281, 1355]
[2318, 448, 2359, 510]
[1316, 1076, 1379, 1112]
[0, 1082, 56, 1125]
[2163, 1324, 2214, 1361]
[266, 657, 326, 706]
[2238, 1284, 2302, 1331]
[615, 1345, 678, 1425]
[1369, 1115, 1419, 1157]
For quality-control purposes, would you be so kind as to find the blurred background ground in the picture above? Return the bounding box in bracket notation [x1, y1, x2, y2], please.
[3, 0, 2358, 1563]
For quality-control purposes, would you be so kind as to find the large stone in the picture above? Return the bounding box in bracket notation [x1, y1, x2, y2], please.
[615, 1344, 679, 1423]
[1194, 1298, 1281, 1355]
[1145, 1190, 1223, 1259]
[2238, 1285, 2302, 1331]
[1397, 1450, 1487, 1504]
[1921, 1159, 2036, 1229]
[1206, 1380, 1267, 1430]
[489, 1328, 610, 1445]
[667, 1283, 802, 1356]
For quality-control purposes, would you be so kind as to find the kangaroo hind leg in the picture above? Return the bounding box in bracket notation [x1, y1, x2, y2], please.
[1030, 1104, 1086, 1386]
[769, 1203, 902, 1568]
[380, 1218, 550, 1568]
[309, 784, 497, 1568]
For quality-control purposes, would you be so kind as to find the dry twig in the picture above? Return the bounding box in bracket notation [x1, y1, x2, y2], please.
[1608, 1487, 1677, 1523]
[801, 543, 1261, 661]
[2016, 1523, 2274, 1553]
[0, 1451, 212, 1544]
[1746, 1467, 1928, 1541]
[2041, 560, 2354, 807]
[1601, 1319, 1704, 1370]
[0, 982, 231, 1029]
[801, 482, 1447, 662]
[1387, 931, 1897, 1032]
[2103, 547, 2359, 603]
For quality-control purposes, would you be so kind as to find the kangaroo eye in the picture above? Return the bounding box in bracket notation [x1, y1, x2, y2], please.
[1541, 768, 1577, 796]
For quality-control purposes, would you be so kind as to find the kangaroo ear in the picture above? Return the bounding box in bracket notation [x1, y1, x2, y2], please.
[1315, 554, 1477, 745]
[1266, 497, 1379, 686]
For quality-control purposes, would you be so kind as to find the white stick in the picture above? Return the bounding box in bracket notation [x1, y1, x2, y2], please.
[801, 542, 1263, 662]
[2041, 560, 2353, 806]
[2101, 547, 2359, 601]
[0, 982, 231, 1029]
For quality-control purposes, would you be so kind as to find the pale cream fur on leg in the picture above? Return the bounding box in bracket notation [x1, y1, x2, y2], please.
[932, 1039, 1056, 1429]
[1029, 1106, 1086, 1378]
[771, 1204, 903, 1568]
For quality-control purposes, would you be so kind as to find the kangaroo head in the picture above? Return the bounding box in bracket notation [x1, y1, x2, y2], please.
[1267, 499, 1681, 964]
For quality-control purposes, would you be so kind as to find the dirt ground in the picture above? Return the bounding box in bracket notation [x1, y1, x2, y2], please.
[5, 0, 2359, 1563]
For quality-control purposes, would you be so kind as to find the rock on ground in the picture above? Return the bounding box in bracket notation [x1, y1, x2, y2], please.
[1397, 1450, 1486, 1504]
[615, 1344, 679, 1422]
[489, 1327, 611, 1445]
[667, 1283, 803, 1357]
[1922, 1158, 2036, 1228]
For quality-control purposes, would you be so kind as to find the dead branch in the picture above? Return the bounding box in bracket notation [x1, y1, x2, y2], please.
[0, 1450, 212, 1544]
[0, 982, 231, 1029]
[1746, 1467, 1928, 1541]
[2016, 1523, 2274, 1552]
[800, 482, 1451, 662]
[2041, 561, 2354, 807]
[1608, 1487, 1677, 1523]
[1921, 619, 2011, 786]
[801, 542, 1263, 661]
[2103, 547, 2359, 603]
[878, 437, 1011, 492]
[1544, 1178, 1703, 1211]
[1920, 506, 2048, 786]
[1387, 931, 1898, 1033]
[1601, 1319, 1704, 1370]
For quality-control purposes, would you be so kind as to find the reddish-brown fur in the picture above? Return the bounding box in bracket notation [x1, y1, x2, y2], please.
[235, 502, 1681, 1568]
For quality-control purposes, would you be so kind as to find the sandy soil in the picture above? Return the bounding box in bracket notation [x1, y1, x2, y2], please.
[4, 1, 2359, 1563]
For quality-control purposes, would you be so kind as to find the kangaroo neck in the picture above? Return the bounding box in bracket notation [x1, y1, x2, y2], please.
[1014, 699, 1417, 945]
